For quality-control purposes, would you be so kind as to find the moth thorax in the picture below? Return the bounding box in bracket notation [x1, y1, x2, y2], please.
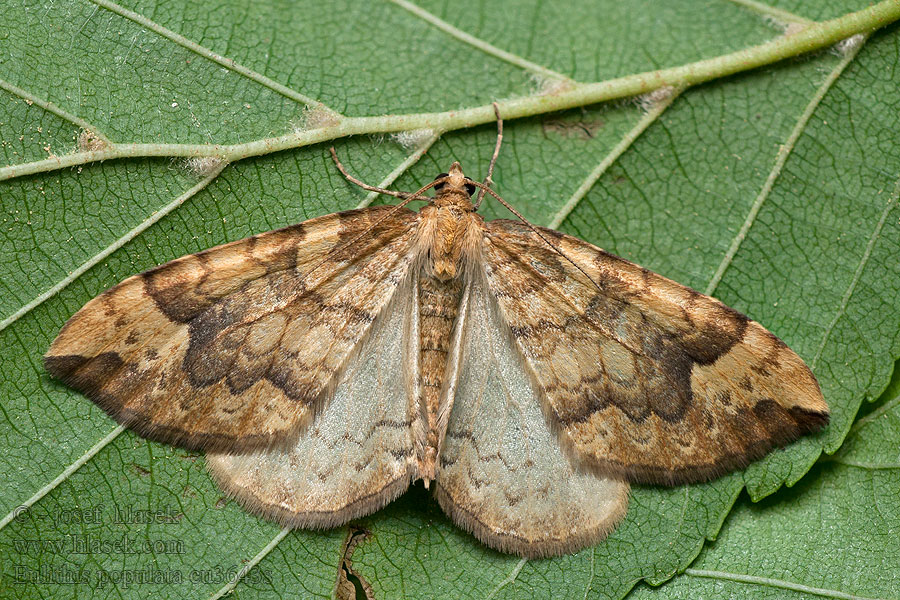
[426, 204, 484, 281]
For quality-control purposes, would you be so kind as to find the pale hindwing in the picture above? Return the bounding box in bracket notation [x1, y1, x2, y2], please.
[482, 220, 829, 485]
[434, 275, 629, 558]
[44, 207, 419, 452]
[206, 277, 419, 528]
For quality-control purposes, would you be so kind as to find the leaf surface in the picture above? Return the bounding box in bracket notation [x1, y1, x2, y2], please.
[626, 371, 900, 600]
[1, 1, 898, 598]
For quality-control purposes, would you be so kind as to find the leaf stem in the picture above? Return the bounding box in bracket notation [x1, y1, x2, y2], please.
[2, 0, 898, 182]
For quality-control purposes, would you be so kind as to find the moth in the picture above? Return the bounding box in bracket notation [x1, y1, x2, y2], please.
[45, 109, 828, 558]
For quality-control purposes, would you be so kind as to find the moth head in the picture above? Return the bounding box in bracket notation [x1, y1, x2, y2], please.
[433, 162, 476, 197]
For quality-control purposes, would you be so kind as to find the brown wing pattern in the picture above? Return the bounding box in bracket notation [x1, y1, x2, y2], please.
[206, 275, 419, 528]
[481, 220, 829, 485]
[45, 206, 419, 452]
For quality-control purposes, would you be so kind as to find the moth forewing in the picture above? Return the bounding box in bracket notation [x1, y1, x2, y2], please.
[44, 207, 421, 453]
[480, 219, 828, 486]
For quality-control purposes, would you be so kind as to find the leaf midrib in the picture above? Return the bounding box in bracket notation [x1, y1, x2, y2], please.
[5, 1, 899, 183]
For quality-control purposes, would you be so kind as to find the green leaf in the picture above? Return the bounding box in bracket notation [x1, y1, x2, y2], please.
[1, 1, 899, 598]
[626, 366, 900, 599]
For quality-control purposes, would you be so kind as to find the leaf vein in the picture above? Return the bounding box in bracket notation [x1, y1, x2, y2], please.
[0, 161, 227, 333]
[355, 131, 441, 209]
[208, 527, 292, 599]
[828, 458, 900, 470]
[0, 78, 111, 143]
[705, 32, 868, 296]
[725, 0, 814, 25]
[3, 3, 898, 182]
[387, 0, 570, 82]
[486, 557, 528, 599]
[87, 0, 338, 116]
[547, 88, 680, 229]
[0, 425, 125, 532]
[685, 568, 890, 600]
[846, 390, 900, 437]
[811, 175, 899, 368]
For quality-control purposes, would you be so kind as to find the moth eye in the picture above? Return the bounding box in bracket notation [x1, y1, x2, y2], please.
[464, 178, 476, 196]
[433, 172, 449, 191]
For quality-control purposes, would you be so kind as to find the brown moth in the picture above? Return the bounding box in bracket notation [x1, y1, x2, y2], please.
[45, 109, 828, 558]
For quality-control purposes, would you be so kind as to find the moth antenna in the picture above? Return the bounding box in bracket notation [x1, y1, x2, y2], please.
[474, 103, 503, 209]
[330, 147, 432, 202]
[470, 181, 606, 295]
[308, 155, 441, 283]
